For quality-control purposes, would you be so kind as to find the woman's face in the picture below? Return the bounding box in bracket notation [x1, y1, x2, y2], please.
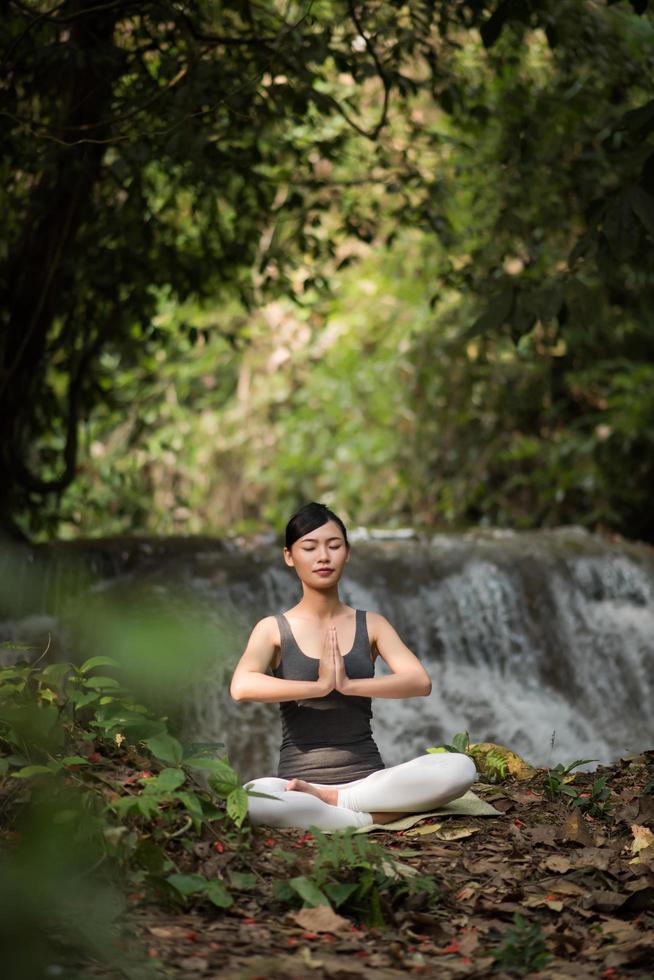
[284, 520, 350, 587]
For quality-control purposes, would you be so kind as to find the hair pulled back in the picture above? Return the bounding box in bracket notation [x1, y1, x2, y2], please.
[285, 502, 349, 551]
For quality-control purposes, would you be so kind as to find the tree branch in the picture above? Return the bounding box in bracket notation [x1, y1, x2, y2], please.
[344, 0, 391, 140]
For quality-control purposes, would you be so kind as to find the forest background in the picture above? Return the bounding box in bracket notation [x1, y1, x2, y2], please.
[3, 0, 654, 546]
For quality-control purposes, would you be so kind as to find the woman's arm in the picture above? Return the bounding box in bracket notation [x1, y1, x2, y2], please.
[334, 613, 431, 699]
[230, 617, 335, 703]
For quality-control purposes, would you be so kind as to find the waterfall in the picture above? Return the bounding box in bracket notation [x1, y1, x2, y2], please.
[2, 528, 653, 780]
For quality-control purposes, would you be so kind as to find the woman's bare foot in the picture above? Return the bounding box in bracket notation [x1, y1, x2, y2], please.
[284, 778, 338, 806]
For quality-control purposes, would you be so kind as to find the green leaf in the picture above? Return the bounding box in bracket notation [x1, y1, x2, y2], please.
[144, 768, 185, 793]
[199, 800, 225, 821]
[134, 840, 173, 874]
[563, 759, 597, 773]
[12, 763, 61, 778]
[79, 656, 121, 674]
[289, 876, 331, 908]
[61, 755, 90, 766]
[323, 881, 359, 906]
[226, 786, 249, 827]
[451, 731, 470, 753]
[69, 690, 100, 708]
[192, 757, 240, 795]
[228, 870, 256, 890]
[177, 790, 203, 818]
[136, 796, 161, 819]
[93, 706, 164, 739]
[186, 756, 235, 777]
[166, 873, 207, 897]
[0, 758, 10, 774]
[465, 286, 515, 339]
[144, 733, 184, 766]
[272, 879, 296, 903]
[111, 797, 141, 817]
[0, 667, 31, 679]
[83, 676, 121, 690]
[205, 880, 233, 908]
[40, 663, 72, 683]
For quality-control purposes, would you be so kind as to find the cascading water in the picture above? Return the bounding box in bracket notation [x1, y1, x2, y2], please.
[1, 528, 653, 781]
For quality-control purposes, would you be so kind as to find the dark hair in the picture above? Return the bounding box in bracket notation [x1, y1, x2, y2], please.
[285, 502, 349, 550]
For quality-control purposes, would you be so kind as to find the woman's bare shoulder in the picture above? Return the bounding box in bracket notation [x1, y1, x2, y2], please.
[363, 610, 396, 638]
[363, 609, 387, 625]
[248, 615, 280, 644]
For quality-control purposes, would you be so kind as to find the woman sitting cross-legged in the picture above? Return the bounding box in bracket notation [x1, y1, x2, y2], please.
[229, 502, 476, 830]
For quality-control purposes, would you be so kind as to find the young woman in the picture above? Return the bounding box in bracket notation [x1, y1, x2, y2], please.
[230, 502, 476, 829]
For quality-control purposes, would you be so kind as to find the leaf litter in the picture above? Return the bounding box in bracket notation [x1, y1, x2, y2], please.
[122, 751, 654, 978]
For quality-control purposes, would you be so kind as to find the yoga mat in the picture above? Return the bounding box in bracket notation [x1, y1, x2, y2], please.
[353, 790, 503, 834]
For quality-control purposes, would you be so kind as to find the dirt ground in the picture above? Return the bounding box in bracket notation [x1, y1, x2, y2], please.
[125, 751, 654, 979]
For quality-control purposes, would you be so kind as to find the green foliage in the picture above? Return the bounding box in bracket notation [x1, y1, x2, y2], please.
[541, 759, 613, 817]
[573, 775, 614, 820]
[428, 733, 512, 783]
[542, 759, 595, 801]
[0, 652, 258, 968]
[3, 2, 654, 543]
[273, 827, 439, 927]
[491, 913, 551, 977]
[478, 749, 509, 784]
[427, 730, 471, 755]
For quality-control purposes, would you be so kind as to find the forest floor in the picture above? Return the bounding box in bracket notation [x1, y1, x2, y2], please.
[122, 752, 654, 980]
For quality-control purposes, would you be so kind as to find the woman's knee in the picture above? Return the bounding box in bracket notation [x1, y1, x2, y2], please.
[428, 752, 476, 790]
[244, 776, 288, 794]
[449, 753, 477, 790]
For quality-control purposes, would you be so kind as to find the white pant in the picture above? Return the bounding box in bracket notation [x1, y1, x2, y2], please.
[245, 752, 476, 830]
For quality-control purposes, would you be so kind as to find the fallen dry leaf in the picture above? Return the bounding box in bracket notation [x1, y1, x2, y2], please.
[599, 917, 643, 943]
[632, 844, 654, 869]
[542, 854, 571, 873]
[147, 925, 190, 939]
[458, 926, 479, 956]
[432, 823, 480, 841]
[177, 956, 209, 972]
[582, 889, 628, 913]
[526, 823, 559, 844]
[406, 821, 444, 836]
[291, 906, 351, 934]
[560, 809, 594, 845]
[630, 823, 654, 857]
[572, 846, 614, 871]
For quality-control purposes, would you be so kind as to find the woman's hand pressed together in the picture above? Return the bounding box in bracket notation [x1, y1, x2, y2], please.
[316, 626, 336, 696]
[332, 626, 351, 694]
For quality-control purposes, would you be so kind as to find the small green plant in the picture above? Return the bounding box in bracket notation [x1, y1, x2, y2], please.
[492, 913, 551, 976]
[427, 730, 471, 755]
[542, 759, 596, 802]
[272, 827, 439, 927]
[573, 775, 614, 819]
[427, 734, 513, 783]
[479, 748, 509, 783]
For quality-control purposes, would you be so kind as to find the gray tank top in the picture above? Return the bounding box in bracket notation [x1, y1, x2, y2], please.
[272, 609, 385, 785]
